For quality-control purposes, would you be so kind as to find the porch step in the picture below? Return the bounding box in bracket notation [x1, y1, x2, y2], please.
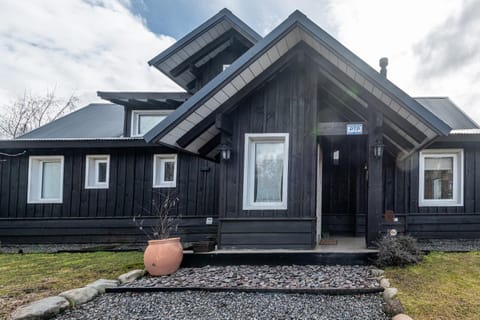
[181, 251, 377, 267]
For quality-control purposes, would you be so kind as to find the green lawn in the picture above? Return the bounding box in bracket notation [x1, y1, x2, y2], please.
[0, 251, 143, 319]
[386, 252, 480, 320]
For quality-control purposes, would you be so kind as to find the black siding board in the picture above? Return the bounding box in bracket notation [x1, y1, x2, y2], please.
[17, 157, 28, 218]
[465, 148, 475, 213]
[1, 158, 11, 217]
[8, 158, 20, 218]
[115, 152, 127, 217]
[70, 150, 82, 216]
[476, 149, 480, 212]
[124, 151, 135, 217]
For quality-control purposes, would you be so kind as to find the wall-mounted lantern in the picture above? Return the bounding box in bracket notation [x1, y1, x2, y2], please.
[219, 142, 232, 161]
[372, 141, 384, 159]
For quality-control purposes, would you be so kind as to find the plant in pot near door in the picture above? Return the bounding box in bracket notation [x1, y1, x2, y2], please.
[133, 191, 183, 276]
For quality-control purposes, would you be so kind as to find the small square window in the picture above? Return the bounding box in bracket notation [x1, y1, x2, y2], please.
[85, 155, 110, 189]
[153, 154, 177, 188]
[243, 133, 289, 210]
[28, 156, 64, 203]
[131, 110, 171, 136]
[419, 149, 463, 206]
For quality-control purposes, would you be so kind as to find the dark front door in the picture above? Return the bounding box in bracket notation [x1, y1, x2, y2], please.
[321, 135, 367, 236]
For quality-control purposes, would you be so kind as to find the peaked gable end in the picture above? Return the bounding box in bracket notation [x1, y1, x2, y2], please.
[145, 10, 452, 160]
[149, 8, 261, 93]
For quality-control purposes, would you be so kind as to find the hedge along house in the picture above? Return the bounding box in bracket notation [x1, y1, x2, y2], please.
[1, 9, 480, 249]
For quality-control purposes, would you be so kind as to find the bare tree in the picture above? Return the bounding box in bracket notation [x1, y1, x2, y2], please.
[0, 89, 79, 138]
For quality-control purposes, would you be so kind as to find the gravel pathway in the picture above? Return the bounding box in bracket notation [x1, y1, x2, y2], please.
[54, 291, 388, 320]
[122, 265, 379, 289]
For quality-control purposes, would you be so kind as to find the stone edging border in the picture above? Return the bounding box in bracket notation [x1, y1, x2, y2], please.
[370, 268, 414, 320]
[10, 269, 145, 320]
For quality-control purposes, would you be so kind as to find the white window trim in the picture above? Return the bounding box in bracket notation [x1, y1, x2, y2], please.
[419, 149, 464, 207]
[27, 155, 64, 204]
[85, 155, 110, 189]
[131, 110, 171, 137]
[243, 133, 289, 210]
[153, 154, 177, 188]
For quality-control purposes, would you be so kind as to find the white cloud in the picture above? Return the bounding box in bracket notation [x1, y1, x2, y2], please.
[2, 0, 480, 124]
[324, 0, 480, 122]
[0, 0, 181, 108]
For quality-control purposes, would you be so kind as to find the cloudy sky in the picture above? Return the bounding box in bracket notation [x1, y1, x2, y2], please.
[1, 0, 480, 122]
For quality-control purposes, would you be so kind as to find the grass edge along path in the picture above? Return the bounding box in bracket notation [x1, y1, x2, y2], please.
[386, 251, 480, 320]
[0, 251, 144, 319]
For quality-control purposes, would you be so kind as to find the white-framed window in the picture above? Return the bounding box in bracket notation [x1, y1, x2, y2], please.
[153, 154, 177, 188]
[27, 156, 64, 203]
[243, 133, 289, 210]
[419, 149, 464, 207]
[131, 110, 171, 137]
[85, 155, 110, 189]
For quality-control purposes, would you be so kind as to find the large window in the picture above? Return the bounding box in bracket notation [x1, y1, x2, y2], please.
[243, 133, 289, 210]
[85, 155, 110, 189]
[131, 110, 170, 136]
[28, 156, 64, 203]
[419, 149, 463, 207]
[153, 154, 177, 188]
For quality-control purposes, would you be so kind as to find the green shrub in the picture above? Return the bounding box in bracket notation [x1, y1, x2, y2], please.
[374, 235, 423, 268]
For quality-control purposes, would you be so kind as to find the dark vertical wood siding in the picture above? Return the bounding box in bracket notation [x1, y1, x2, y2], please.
[0, 147, 219, 244]
[382, 141, 480, 238]
[218, 60, 318, 249]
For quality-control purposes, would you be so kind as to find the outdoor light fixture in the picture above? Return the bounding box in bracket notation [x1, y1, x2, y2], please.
[372, 141, 384, 159]
[219, 142, 232, 161]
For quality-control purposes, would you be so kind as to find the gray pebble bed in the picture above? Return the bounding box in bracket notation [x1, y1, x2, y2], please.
[0, 243, 144, 254]
[122, 265, 379, 289]
[54, 291, 388, 320]
[417, 239, 480, 251]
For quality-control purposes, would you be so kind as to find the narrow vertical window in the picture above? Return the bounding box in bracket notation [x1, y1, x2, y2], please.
[28, 156, 64, 203]
[153, 154, 177, 188]
[243, 133, 289, 210]
[85, 155, 110, 189]
[419, 149, 463, 206]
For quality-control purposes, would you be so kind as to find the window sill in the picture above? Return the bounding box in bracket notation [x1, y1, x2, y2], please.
[243, 203, 287, 210]
[28, 199, 63, 204]
[85, 185, 109, 189]
[153, 184, 177, 188]
[419, 201, 464, 207]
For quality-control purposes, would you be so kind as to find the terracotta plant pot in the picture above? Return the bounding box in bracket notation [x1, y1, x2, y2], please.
[144, 237, 183, 276]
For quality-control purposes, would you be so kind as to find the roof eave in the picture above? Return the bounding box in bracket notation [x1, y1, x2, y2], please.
[148, 8, 261, 67]
[145, 9, 453, 144]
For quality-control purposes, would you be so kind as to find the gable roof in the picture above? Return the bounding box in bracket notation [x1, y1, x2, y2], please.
[144, 10, 452, 160]
[148, 8, 262, 92]
[414, 97, 479, 130]
[98, 91, 190, 109]
[18, 103, 124, 139]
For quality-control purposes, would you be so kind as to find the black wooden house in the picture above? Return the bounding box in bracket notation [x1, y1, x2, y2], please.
[1, 9, 480, 249]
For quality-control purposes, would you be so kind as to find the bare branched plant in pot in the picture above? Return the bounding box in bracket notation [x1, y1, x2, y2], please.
[133, 191, 183, 276]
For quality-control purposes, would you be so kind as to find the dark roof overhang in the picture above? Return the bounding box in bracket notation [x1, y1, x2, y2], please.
[97, 91, 190, 109]
[144, 10, 453, 161]
[148, 8, 262, 93]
